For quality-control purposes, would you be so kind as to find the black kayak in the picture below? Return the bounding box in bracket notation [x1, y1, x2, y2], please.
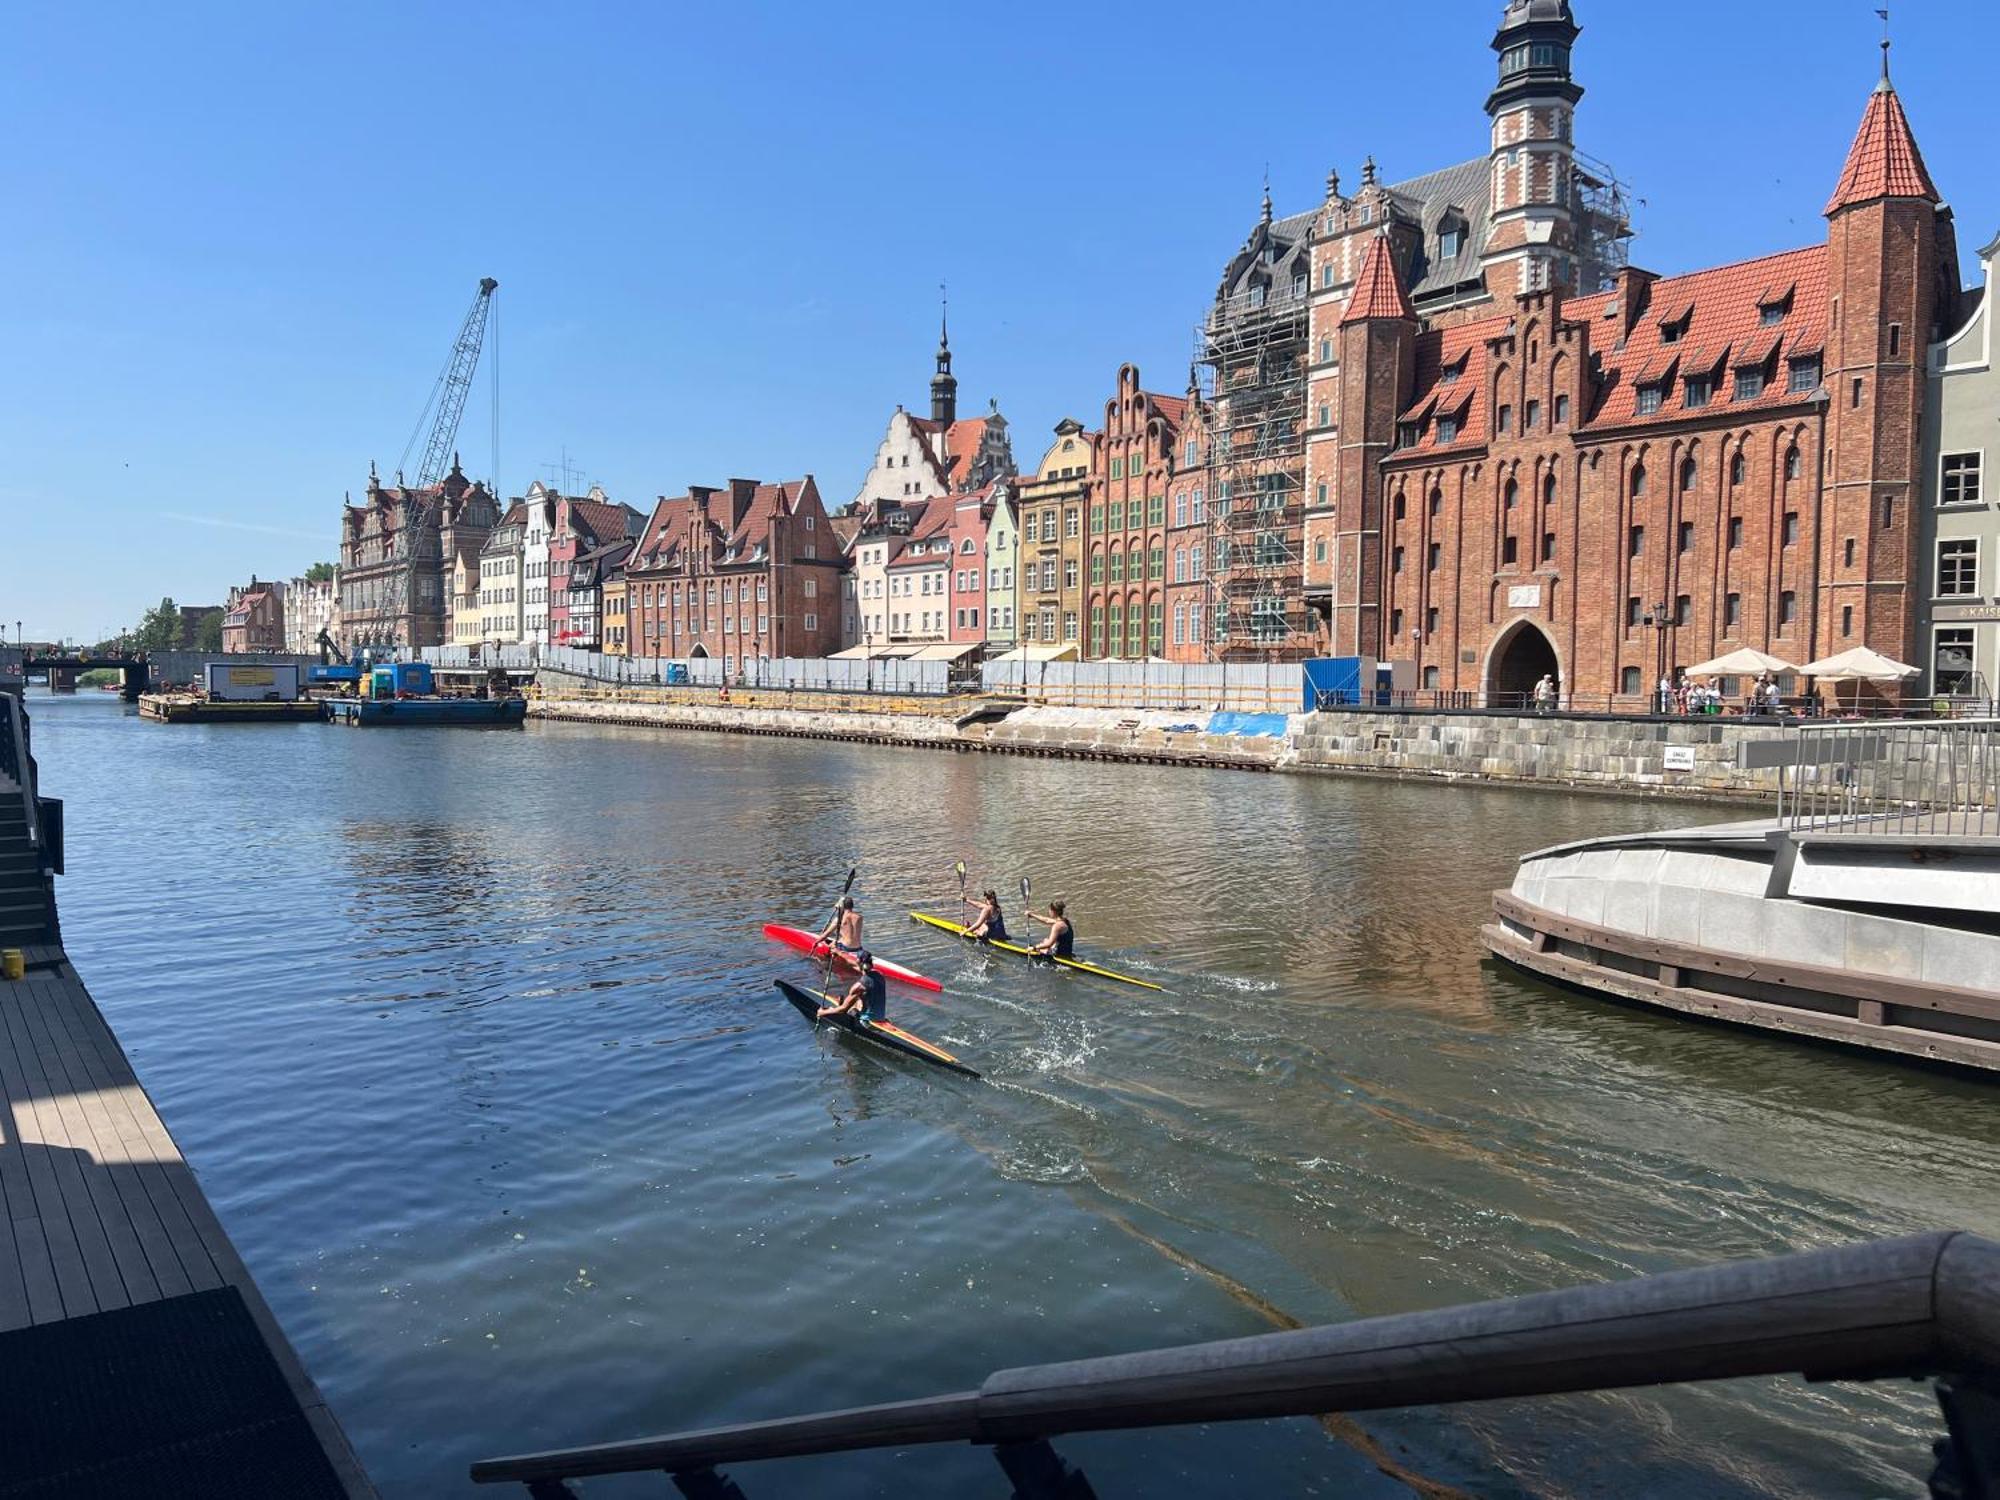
[772, 979, 981, 1079]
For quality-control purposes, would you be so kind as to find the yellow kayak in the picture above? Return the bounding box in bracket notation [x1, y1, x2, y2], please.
[909, 911, 1165, 991]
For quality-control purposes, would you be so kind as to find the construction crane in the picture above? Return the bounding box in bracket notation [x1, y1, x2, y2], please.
[378, 277, 498, 649]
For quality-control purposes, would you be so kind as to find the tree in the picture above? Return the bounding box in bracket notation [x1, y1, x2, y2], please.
[303, 561, 336, 583]
[193, 609, 223, 652]
[134, 597, 180, 650]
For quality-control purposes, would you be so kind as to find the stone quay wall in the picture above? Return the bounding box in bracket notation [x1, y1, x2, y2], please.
[528, 678, 1819, 802]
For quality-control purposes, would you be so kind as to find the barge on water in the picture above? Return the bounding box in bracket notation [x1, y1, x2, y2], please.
[324, 661, 526, 728]
[1484, 718, 2000, 1073]
[140, 694, 323, 724]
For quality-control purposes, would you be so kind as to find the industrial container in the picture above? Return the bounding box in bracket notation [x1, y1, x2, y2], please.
[204, 663, 301, 702]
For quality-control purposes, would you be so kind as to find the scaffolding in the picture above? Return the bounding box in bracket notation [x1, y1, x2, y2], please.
[1573, 148, 1634, 295]
[1194, 277, 1315, 661]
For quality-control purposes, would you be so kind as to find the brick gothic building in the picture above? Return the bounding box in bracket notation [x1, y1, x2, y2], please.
[1311, 3, 1957, 701]
[624, 477, 843, 667]
[1084, 366, 1187, 659]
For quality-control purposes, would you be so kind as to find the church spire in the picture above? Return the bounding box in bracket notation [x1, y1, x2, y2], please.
[930, 282, 958, 426]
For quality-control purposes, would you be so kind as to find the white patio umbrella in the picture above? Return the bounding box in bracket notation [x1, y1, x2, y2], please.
[1799, 645, 1920, 713]
[1678, 646, 1799, 678]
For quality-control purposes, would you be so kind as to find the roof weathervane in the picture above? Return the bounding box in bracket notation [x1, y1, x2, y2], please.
[939, 280, 949, 350]
[1876, 7, 1892, 88]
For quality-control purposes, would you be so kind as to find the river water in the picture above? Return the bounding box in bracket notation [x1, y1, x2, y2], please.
[26, 690, 2000, 1497]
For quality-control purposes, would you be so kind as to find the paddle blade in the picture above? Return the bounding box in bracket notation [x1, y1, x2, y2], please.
[1020, 875, 1031, 905]
[841, 865, 858, 897]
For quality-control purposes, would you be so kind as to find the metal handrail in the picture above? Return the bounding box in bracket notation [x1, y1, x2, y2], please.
[0, 690, 40, 852]
[1776, 717, 1998, 836]
[471, 1231, 2000, 1491]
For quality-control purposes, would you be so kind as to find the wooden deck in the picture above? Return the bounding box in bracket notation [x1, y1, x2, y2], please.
[0, 955, 374, 1495]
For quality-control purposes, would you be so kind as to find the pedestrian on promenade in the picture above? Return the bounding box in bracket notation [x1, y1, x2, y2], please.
[1533, 674, 1555, 714]
[1656, 673, 1673, 714]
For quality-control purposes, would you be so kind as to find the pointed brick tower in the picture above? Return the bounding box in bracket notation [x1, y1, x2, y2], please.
[1820, 43, 1954, 675]
[1332, 233, 1417, 657]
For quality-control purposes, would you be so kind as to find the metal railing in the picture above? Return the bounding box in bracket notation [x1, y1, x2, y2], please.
[472, 1231, 2000, 1498]
[1776, 717, 1999, 837]
[0, 689, 42, 853]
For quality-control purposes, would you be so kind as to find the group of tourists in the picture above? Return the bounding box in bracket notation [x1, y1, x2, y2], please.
[810, 889, 1072, 1024]
[1655, 672, 1787, 716]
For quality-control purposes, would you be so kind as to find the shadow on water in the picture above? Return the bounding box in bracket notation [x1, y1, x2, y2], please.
[24, 693, 1997, 1498]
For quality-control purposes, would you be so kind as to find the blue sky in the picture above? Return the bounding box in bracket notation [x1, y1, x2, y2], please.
[4, 0, 1994, 642]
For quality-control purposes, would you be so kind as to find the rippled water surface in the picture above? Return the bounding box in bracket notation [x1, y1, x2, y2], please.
[28, 691, 2000, 1497]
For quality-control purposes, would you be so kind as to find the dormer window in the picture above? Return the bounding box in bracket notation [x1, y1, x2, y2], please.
[1787, 355, 1822, 394]
[1757, 286, 1794, 326]
[1437, 217, 1465, 261]
[1684, 375, 1712, 409]
[1637, 383, 1664, 416]
[1248, 284, 1266, 309]
[1395, 421, 1420, 449]
[1261, 246, 1277, 266]
[1438, 355, 1465, 385]
[1435, 415, 1459, 444]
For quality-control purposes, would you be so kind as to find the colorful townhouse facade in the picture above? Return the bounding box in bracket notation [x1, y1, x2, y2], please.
[545, 491, 644, 647]
[1015, 419, 1094, 654]
[624, 477, 843, 668]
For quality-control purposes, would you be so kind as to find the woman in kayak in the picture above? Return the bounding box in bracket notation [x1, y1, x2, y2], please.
[962, 887, 1007, 942]
[818, 950, 887, 1024]
[815, 895, 863, 958]
[1025, 900, 1074, 960]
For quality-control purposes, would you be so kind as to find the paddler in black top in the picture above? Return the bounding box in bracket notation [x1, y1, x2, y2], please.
[818, 949, 887, 1024]
[962, 887, 1007, 943]
[815, 895, 863, 959]
[1025, 900, 1074, 960]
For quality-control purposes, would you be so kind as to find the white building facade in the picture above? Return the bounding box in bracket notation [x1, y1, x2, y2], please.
[1923, 229, 2000, 702]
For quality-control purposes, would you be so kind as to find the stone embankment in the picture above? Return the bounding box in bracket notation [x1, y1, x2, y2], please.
[529, 676, 1816, 802]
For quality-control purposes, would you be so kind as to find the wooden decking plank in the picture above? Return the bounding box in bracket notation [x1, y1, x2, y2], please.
[36, 974, 222, 1294]
[0, 986, 128, 1316]
[18, 976, 160, 1306]
[0, 1226, 32, 1331]
[0, 994, 98, 1319]
[54, 977, 182, 1157]
[33, 976, 195, 1299]
[8, 1214, 64, 1326]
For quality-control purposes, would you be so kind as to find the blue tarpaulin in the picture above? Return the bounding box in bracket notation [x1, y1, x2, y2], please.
[1207, 712, 1289, 738]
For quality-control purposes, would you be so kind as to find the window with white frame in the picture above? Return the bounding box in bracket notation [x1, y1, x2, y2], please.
[1934, 627, 1976, 695]
[1941, 452, 1983, 506]
[1937, 538, 1979, 597]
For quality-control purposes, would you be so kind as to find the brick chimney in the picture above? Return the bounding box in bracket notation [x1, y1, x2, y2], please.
[1610, 266, 1657, 343]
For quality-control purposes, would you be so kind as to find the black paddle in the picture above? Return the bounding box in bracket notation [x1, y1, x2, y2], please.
[818, 864, 857, 1010]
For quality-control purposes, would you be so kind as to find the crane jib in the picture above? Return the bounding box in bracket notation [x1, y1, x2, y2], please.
[379, 278, 500, 637]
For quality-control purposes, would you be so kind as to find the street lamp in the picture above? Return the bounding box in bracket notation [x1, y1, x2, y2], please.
[1644, 599, 1670, 710]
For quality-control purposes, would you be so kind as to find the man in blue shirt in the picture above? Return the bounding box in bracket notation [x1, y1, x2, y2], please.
[818, 949, 887, 1024]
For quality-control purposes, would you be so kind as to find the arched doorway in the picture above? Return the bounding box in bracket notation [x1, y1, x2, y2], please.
[1486, 620, 1559, 707]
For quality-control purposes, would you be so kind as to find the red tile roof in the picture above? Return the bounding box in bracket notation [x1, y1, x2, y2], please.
[1341, 233, 1416, 325]
[1825, 84, 1939, 215]
[1391, 315, 1506, 456]
[1572, 244, 1828, 428]
[566, 498, 638, 546]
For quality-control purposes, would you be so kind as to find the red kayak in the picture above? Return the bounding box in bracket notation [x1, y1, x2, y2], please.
[761, 923, 945, 993]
